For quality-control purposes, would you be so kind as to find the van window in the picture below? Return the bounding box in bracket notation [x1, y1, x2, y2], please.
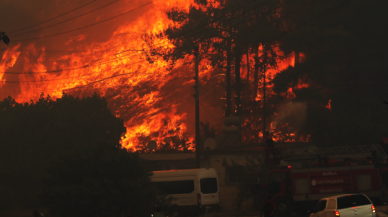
[200, 178, 218, 194]
[154, 180, 194, 194]
[337, 194, 371, 209]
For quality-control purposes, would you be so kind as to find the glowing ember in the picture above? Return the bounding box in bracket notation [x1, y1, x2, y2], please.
[326, 99, 332, 111]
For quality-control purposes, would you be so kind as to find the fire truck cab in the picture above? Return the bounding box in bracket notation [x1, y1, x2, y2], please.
[250, 144, 388, 217]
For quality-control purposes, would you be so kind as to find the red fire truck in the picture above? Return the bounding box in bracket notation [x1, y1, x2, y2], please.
[250, 144, 388, 217]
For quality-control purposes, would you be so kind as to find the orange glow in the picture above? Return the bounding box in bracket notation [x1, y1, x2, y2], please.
[326, 99, 332, 111]
[8, 0, 197, 151]
[3, 2, 315, 150]
[291, 51, 305, 67]
[0, 44, 21, 88]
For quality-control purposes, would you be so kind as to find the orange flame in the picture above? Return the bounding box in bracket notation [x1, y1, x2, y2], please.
[9, 1, 197, 151]
[2, 1, 314, 150]
[326, 99, 332, 111]
[0, 45, 21, 88]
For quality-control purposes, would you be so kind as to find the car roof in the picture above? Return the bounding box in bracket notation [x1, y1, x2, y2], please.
[320, 193, 366, 200]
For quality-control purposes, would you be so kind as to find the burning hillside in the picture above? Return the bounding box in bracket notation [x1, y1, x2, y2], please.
[0, 0, 314, 151]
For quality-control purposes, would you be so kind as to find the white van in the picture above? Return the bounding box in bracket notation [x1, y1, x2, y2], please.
[151, 168, 220, 215]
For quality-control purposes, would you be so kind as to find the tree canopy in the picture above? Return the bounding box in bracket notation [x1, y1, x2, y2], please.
[164, 0, 284, 143]
[160, 0, 388, 146]
[272, 0, 388, 146]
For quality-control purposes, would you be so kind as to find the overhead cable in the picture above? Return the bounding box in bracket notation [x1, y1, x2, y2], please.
[12, 1, 154, 42]
[8, 0, 97, 34]
[10, 0, 120, 37]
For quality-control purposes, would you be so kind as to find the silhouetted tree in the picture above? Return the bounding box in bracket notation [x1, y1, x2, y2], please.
[272, 0, 388, 145]
[135, 123, 193, 153]
[43, 142, 159, 217]
[0, 93, 160, 216]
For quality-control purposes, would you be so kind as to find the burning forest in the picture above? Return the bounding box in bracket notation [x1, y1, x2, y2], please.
[1, 0, 388, 216]
[1, 0, 387, 151]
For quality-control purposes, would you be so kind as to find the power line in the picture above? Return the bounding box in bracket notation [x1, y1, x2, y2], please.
[0, 0, 344, 81]
[1, 0, 356, 93]
[63, 61, 193, 91]
[0, 0, 362, 105]
[2, 31, 145, 54]
[12, 1, 154, 42]
[1, 59, 147, 83]
[4, 71, 96, 83]
[0, 78, 89, 94]
[10, 0, 271, 46]
[0, 45, 121, 54]
[2, 47, 144, 74]
[64, 68, 150, 91]
[3, 0, 278, 75]
[2, 0, 270, 60]
[46, 0, 285, 82]
[1, 0, 286, 78]
[3, 47, 142, 54]
[3, 65, 90, 75]
[0, 69, 194, 97]
[10, 0, 120, 37]
[8, 0, 97, 34]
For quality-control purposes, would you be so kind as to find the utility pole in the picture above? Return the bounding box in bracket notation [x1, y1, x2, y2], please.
[246, 48, 250, 84]
[262, 44, 267, 140]
[254, 46, 259, 99]
[235, 46, 242, 116]
[225, 39, 232, 117]
[194, 45, 201, 168]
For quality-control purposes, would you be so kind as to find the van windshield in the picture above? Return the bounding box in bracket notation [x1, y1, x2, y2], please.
[154, 180, 194, 194]
[200, 178, 218, 194]
[337, 194, 371, 209]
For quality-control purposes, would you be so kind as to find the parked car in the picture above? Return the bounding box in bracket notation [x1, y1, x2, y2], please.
[309, 193, 376, 217]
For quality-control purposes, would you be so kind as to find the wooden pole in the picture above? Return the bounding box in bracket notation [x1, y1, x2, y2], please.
[194, 46, 201, 168]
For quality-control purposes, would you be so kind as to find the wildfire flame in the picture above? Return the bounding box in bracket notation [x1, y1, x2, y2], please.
[1, 0, 312, 151]
[0, 45, 21, 88]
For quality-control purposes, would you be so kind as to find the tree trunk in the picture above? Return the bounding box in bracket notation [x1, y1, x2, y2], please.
[235, 47, 242, 116]
[294, 51, 300, 66]
[194, 48, 200, 168]
[225, 38, 232, 117]
[262, 44, 267, 139]
[254, 46, 259, 99]
[246, 48, 250, 84]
